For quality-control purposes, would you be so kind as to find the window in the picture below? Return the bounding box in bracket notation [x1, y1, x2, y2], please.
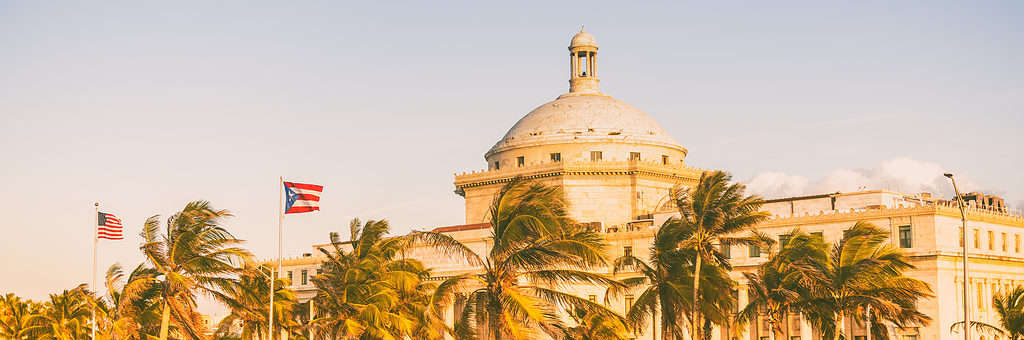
[588, 295, 597, 303]
[288, 271, 293, 282]
[977, 282, 984, 309]
[960, 227, 964, 247]
[1016, 234, 1021, 253]
[903, 336, 918, 340]
[516, 156, 525, 167]
[317, 268, 322, 275]
[731, 290, 739, 313]
[629, 152, 641, 161]
[625, 294, 634, 312]
[1002, 233, 1008, 252]
[855, 337, 866, 340]
[779, 234, 792, 248]
[662, 155, 669, 165]
[899, 225, 912, 248]
[302, 270, 308, 285]
[811, 232, 823, 240]
[722, 244, 731, 258]
[550, 153, 561, 162]
[623, 246, 633, 258]
[749, 245, 761, 258]
[989, 231, 995, 250]
[494, 161, 500, 170]
[974, 229, 980, 249]
[590, 151, 602, 161]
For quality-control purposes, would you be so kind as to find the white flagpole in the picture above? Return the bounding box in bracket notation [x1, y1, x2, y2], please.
[269, 176, 282, 340]
[92, 202, 99, 340]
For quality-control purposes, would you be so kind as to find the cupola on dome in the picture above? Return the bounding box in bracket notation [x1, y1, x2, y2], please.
[484, 28, 687, 166]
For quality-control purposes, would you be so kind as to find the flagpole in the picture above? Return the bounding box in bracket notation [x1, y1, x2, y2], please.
[92, 202, 98, 340]
[269, 176, 283, 340]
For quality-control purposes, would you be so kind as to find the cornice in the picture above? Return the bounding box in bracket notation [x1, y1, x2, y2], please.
[454, 160, 707, 190]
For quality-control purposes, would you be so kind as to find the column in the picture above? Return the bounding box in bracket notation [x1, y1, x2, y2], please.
[799, 314, 812, 340]
[738, 286, 751, 340]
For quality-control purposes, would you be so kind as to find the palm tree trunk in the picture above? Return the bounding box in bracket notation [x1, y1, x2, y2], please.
[652, 307, 657, 340]
[692, 255, 703, 340]
[833, 312, 843, 340]
[768, 319, 776, 340]
[159, 300, 171, 340]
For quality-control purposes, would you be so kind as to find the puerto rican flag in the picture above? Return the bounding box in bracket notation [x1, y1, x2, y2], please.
[284, 181, 323, 214]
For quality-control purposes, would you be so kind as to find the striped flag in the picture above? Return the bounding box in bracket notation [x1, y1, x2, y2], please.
[97, 212, 124, 240]
[284, 181, 324, 214]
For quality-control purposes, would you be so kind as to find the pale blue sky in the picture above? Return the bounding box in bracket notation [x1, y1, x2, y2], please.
[1, 1, 1021, 304]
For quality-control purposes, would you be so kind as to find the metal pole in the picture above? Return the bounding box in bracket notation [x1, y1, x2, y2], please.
[945, 173, 970, 340]
[92, 202, 99, 340]
[270, 177, 282, 340]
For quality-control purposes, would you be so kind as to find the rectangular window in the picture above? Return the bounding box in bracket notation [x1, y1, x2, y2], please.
[749, 245, 761, 258]
[989, 231, 994, 250]
[516, 156, 525, 167]
[977, 282, 984, 309]
[959, 227, 964, 247]
[623, 246, 633, 258]
[1016, 234, 1021, 253]
[301, 270, 308, 285]
[899, 225, 912, 248]
[550, 153, 561, 162]
[288, 271, 293, 282]
[779, 234, 792, 248]
[855, 337, 866, 340]
[974, 229, 980, 248]
[1002, 233, 1008, 252]
[494, 161, 500, 170]
[811, 231, 823, 240]
[722, 244, 731, 258]
[588, 295, 597, 303]
[662, 155, 669, 165]
[590, 151, 602, 161]
[317, 268, 323, 275]
[629, 152, 641, 161]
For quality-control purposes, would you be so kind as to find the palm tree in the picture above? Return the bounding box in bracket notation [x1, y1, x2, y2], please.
[804, 221, 932, 340]
[558, 306, 632, 340]
[0, 293, 43, 339]
[95, 263, 162, 339]
[611, 218, 737, 340]
[951, 286, 1024, 340]
[32, 286, 93, 340]
[414, 178, 624, 340]
[214, 264, 299, 340]
[311, 218, 437, 340]
[140, 201, 253, 340]
[672, 171, 769, 340]
[735, 230, 828, 340]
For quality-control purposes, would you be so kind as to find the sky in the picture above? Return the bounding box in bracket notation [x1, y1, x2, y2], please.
[1, 1, 1022, 309]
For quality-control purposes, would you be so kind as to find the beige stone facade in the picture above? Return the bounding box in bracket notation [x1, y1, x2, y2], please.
[277, 29, 1024, 340]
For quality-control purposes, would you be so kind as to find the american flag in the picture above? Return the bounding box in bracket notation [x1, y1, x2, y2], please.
[284, 181, 324, 214]
[97, 212, 124, 240]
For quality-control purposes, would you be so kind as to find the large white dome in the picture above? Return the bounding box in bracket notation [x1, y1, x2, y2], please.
[485, 94, 686, 158]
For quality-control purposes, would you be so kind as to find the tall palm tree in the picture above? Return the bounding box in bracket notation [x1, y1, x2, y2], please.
[672, 171, 769, 340]
[214, 265, 298, 340]
[804, 221, 932, 340]
[611, 218, 737, 340]
[414, 178, 624, 340]
[311, 218, 436, 340]
[32, 286, 93, 340]
[0, 293, 43, 339]
[140, 201, 252, 340]
[951, 286, 1024, 340]
[735, 230, 827, 340]
[95, 263, 162, 340]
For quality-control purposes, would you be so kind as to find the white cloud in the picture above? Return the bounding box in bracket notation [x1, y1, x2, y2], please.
[744, 157, 985, 201]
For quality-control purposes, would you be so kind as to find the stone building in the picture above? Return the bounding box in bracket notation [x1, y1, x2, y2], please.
[277, 29, 1024, 340]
